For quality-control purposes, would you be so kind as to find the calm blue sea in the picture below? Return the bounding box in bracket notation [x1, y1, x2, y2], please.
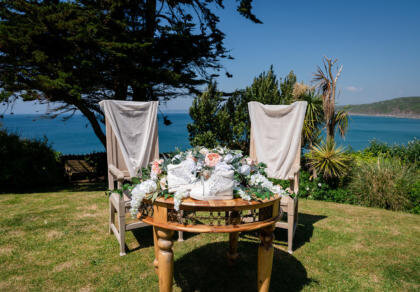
[1, 114, 419, 154]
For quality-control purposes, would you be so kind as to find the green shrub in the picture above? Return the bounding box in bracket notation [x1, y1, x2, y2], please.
[306, 140, 353, 183]
[0, 129, 65, 192]
[349, 157, 419, 212]
[297, 170, 355, 203]
[364, 139, 420, 167]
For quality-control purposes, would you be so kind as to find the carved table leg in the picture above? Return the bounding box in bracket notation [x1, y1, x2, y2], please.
[227, 232, 239, 264]
[157, 228, 175, 292]
[153, 226, 159, 275]
[257, 224, 275, 292]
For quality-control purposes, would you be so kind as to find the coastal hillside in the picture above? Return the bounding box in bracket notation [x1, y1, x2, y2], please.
[338, 96, 420, 118]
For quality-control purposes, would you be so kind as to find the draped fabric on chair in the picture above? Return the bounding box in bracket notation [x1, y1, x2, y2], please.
[248, 101, 307, 180]
[99, 100, 161, 256]
[99, 100, 159, 178]
[248, 101, 307, 254]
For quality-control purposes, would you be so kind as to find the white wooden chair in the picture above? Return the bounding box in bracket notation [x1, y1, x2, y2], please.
[249, 101, 306, 254]
[105, 115, 157, 256]
[102, 100, 183, 256]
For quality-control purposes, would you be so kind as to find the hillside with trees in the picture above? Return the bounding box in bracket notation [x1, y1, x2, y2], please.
[338, 96, 420, 119]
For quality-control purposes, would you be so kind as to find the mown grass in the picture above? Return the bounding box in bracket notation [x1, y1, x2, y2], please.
[0, 189, 419, 291]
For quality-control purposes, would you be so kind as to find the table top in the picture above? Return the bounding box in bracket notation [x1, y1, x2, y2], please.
[139, 195, 282, 233]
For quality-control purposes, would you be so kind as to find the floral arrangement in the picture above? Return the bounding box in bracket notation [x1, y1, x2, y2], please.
[122, 146, 289, 217]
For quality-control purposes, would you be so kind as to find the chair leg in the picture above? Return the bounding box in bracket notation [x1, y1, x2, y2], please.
[118, 214, 126, 256]
[287, 198, 296, 254]
[178, 210, 184, 242]
[178, 231, 184, 242]
[109, 199, 115, 235]
[287, 220, 294, 254]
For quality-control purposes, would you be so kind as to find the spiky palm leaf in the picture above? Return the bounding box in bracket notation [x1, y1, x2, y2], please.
[299, 90, 323, 147]
[307, 140, 351, 179]
[333, 110, 349, 138]
[312, 57, 343, 141]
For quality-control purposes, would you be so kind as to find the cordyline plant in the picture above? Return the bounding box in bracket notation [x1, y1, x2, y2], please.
[313, 56, 349, 143]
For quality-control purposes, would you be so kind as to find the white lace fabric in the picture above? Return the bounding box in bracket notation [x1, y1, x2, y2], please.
[167, 159, 234, 200]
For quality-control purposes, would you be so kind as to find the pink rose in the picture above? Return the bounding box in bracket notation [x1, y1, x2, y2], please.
[205, 153, 221, 167]
[151, 160, 162, 175]
[246, 157, 254, 166]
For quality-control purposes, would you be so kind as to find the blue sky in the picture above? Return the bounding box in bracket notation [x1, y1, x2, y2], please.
[6, 0, 420, 113]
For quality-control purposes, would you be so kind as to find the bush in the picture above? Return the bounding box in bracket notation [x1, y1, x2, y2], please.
[349, 157, 419, 213]
[188, 67, 297, 153]
[297, 170, 355, 203]
[0, 129, 65, 192]
[363, 139, 420, 167]
[306, 140, 353, 184]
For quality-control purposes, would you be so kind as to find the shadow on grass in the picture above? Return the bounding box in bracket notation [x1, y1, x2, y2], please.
[240, 213, 327, 253]
[0, 182, 107, 195]
[129, 226, 199, 253]
[174, 241, 313, 291]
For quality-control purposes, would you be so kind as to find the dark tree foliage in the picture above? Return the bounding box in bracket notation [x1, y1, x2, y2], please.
[188, 67, 297, 153]
[0, 0, 261, 146]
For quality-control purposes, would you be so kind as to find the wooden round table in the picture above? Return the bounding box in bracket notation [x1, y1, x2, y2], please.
[138, 195, 282, 292]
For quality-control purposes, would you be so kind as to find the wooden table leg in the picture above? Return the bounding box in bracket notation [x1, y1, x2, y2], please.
[156, 227, 175, 292]
[227, 232, 239, 264]
[153, 226, 159, 275]
[257, 224, 275, 292]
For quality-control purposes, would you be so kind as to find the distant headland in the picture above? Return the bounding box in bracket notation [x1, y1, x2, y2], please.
[337, 96, 420, 119]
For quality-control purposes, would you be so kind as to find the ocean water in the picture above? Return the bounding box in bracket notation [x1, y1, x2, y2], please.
[1, 114, 419, 154]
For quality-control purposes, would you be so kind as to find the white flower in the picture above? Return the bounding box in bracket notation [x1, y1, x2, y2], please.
[130, 180, 157, 217]
[306, 187, 309, 191]
[150, 171, 158, 181]
[216, 146, 226, 154]
[172, 154, 181, 162]
[173, 189, 189, 211]
[250, 173, 267, 186]
[160, 176, 167, 190]
[270, 185, 281, 194]
[235, 187, 251, 201]
[199, 147, 209, 155]
[318, 183, 322, 187]
[223, 153, 234, 164]
[239, 164, 251, 176]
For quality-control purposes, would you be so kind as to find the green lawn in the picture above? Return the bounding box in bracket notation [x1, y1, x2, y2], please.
[0, 189, 419, 291]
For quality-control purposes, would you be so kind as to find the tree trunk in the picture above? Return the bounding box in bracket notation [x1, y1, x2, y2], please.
[326, 120, 335, 143]
[76, 103, 106, 148]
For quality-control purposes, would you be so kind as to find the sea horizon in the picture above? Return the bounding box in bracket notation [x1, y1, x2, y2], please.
[1, 113, 419, 155]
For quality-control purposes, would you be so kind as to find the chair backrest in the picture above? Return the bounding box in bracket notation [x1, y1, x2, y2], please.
[105, 117, 130, 181]
[248, 101, 307, 180]
[100, 100, 159, 189]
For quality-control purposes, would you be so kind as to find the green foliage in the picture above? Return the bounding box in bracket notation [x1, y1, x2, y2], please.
[0, 129, 65, 192]
[187, 82, 225, 149]
[188, 67, 296, 153]
[297, 171, 355, 204]
[279, 71, 297, 102]
[306, 140, 352, 181]
[362, 139, 420, 167]
[298, 90, 324, 149]
[0, 0, 261, 146]
[349, 157, 419, 213]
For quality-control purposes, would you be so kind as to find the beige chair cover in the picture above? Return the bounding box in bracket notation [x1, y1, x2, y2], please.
[248, 101, 307, 180]
[99, 100, 159, 178]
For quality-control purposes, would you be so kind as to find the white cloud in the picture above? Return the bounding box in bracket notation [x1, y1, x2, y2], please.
[345, 86, 363, 92]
